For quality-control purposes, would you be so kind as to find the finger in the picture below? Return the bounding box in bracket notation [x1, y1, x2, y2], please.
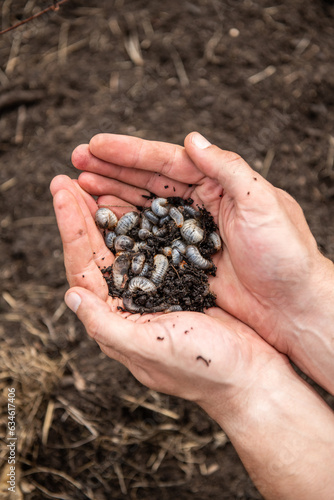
[51, 175, 113, 267]
[64, 287, 149, 356]
[73, 144, 191, 199]
[78, 171, 192, 206]
[51, 175, 98, 220]
[50, 175, 98, 217]
[87, 133, 204, 185]
[96, 195, 139, 217]
[53, 189, 109, 299]
[184, 132, 271, 200]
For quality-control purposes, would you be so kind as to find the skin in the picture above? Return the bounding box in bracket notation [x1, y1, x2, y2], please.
[50, 132, 334, 499]
[70, 131, 334, 395]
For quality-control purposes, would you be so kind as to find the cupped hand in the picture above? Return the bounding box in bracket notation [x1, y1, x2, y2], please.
[71, 132, 334, 393]
[50, 174, 288, 411]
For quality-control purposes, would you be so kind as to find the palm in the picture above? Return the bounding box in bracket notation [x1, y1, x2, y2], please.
[51, 174, 286, 403]
[70, 133, 318, 348]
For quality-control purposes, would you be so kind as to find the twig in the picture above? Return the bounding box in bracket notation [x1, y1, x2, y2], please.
[0, 0, 70, 36]
[15, 104, 26, 144]
[120, 394, 180, 420]
[248, 65, 276, 85]
[171, 49, 189, 87]
[170, 264, 180, 279]
[262, 148, 275, 178]
[42, 399, 55, 446]
[0, 89, 45, 111]
[327, 135, 334, 170]
[13, 216, 56, 227]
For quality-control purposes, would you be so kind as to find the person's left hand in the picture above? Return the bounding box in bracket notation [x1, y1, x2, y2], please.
[50, 175, 289, 413]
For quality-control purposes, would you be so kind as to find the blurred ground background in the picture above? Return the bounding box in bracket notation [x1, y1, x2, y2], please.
[0, 0, 333, 498]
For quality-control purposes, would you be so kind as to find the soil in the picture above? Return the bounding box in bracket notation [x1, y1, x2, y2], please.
[0, 1, 334, 499]
[101, 199, 218, 314]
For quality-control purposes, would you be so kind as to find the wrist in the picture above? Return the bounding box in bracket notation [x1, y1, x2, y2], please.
[200, 357, 334, 500]
[281, 253, 334, 393]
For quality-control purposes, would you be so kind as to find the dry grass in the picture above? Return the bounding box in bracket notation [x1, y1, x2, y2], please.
[0, 280, 228, 498]
[1, 0, 333, 498]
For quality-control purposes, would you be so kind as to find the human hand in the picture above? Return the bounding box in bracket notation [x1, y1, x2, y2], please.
[50, 174, 287, 409]
[50, 175, 334, 500]
[72, 132, 334, 394]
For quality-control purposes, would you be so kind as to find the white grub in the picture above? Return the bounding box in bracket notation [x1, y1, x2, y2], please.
[163, 305, 183, 312]
[140, 216, 152, 231]
[104, 231, 116, 249]
[143, 210, 159, 225]
[159, 215, 171, 226]
[131, 253, 146, 274]
[139, 262, 150, 277]
[186, 245, 213, 269]
[169, 206, 184, 228]
[138, 228, 152, 240]
[102, 196, 219, 314]
[122, 296, 142, 313]
[112, 253, 131, 289]
[151, 197, 170, 217]
[183, 205, 199, 218]
[95, 207, 118, 230]
[114, 235, 135, 252]
[180, 218, 204, 244]
[208, 232, 222, 251]
[128, 277, 157, 293]
[151, 254, 169, 285]
[152, 225, 168, 237]
[171, 239, 186, 254]
[162, 246, 173, 257]
[171, 248, 183, 265]
[115, 211, 140, 235]
[133, 241, 153, 252]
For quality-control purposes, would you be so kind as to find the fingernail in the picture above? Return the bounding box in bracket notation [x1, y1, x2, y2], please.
[65, 292, 81, 313]
[191, 132, 211, 149]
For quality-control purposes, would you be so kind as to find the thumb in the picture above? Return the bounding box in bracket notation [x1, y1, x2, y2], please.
[64, 287, 136, 352]
[184, 131, 264, 199]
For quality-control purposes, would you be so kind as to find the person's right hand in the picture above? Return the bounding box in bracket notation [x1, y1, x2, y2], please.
[72, 132, 334, 394]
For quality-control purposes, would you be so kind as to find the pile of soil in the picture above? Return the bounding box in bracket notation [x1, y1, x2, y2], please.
[0, 1, 333, 499]
[101, 198, 218, 314]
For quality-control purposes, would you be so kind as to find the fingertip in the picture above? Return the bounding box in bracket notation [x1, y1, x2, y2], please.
[185, 131, 212, 150]
[64, 287, 135, 346]
[71, 144, 90, 169]
[77, 171, 94, 191]
[65, 290, 82, 313]
[50, 174, 72, 196]
[53, 188, 77, 213]
[89, 133, 110, 153]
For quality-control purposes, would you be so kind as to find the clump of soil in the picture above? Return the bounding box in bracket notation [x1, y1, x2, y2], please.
[99, 198, 219, 313]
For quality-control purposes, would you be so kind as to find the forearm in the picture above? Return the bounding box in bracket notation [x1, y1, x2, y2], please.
[284, 254, 334, 395]
[201, 360, 334, 500]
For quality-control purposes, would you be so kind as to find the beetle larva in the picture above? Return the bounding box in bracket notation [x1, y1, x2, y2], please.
[114, 235, 135, 252]
[105, 231, 116, 249]
[185, 245, 213, 269]
[115, 211, 140, 235]
[131, 253, 146, 274]
[169, 206, 184, 228]
[128, 277, 157, 293]
[150, 254, 169, 285]
[208, 232, 222, 252]
[180, 219, 204, 244]
[95, 207, 118, 230]
[112, 253, 131, 289]
[151, 197, 170, 217]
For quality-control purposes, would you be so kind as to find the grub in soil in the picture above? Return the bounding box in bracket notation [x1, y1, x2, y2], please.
[96, 197, 220, 314]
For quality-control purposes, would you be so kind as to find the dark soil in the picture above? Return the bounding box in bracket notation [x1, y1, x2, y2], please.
[0, 1, 334, 499]
[102, 198, 217, 314]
